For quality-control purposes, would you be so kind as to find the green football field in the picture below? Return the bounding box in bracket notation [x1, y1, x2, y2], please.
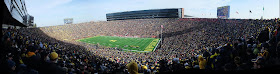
[77, 36, 160, 52]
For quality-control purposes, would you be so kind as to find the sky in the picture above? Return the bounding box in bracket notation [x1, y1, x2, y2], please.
[25, 0, 279, 27]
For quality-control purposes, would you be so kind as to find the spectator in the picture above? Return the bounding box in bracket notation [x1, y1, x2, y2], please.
[127, 60, 138, 74]
[252, 44, 259, 55]
[5, 53, 16, 74]
[42, 52, 66, 74]
[7, 58, 16, 74]
[198, 55, 206, 69]
[251, 57, 265, 69]
[257, 27, 270, 43]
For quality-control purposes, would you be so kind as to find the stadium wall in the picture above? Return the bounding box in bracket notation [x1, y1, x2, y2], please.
[2, 0, 33, 27]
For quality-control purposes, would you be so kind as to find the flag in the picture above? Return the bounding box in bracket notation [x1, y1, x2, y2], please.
[161, 25, 163, 28]
[236, 11, 239, 14]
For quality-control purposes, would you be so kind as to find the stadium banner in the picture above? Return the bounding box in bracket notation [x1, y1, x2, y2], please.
[113, 34, 139, 38]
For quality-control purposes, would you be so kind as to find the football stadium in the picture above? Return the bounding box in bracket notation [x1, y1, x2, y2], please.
[1, 0, 280, 73]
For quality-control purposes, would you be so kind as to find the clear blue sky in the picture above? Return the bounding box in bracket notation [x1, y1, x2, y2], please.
[25, 0, 279, 27]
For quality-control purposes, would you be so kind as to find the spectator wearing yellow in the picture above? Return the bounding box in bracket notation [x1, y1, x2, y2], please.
[42, 52, 66, 74]
[198, 55, 207, 69]
[49, 52, 58, 61]
[127, 60, 138, 74]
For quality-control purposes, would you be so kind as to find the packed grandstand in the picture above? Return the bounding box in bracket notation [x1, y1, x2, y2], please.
[1, 17, 280, 73]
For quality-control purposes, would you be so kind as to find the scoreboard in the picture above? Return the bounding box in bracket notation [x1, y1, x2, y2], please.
[217, 6, 230, 19]
[64, 18, 73, 24]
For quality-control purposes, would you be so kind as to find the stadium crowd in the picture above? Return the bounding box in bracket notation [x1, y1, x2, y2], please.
[1, 18, 280, 74]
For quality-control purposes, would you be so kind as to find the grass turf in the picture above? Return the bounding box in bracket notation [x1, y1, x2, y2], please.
[77, 36, 160, 52]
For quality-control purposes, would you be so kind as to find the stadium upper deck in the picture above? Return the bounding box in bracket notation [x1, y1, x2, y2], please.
[106, 8, 184, 21]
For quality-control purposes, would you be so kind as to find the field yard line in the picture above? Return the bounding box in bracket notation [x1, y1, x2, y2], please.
[128, 38, 138, 48]
[141, 39, 151, 50]
[143, 39, 154, 51]
[134, 39, 143, 50]
[136, 39, 144, 50]
[143, 39, 159, 51]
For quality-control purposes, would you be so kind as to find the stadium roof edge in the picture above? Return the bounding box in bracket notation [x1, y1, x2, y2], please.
[106, 8, 183, 14]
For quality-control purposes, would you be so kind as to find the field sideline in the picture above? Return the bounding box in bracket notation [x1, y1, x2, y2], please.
[77, 36, 160, 52]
